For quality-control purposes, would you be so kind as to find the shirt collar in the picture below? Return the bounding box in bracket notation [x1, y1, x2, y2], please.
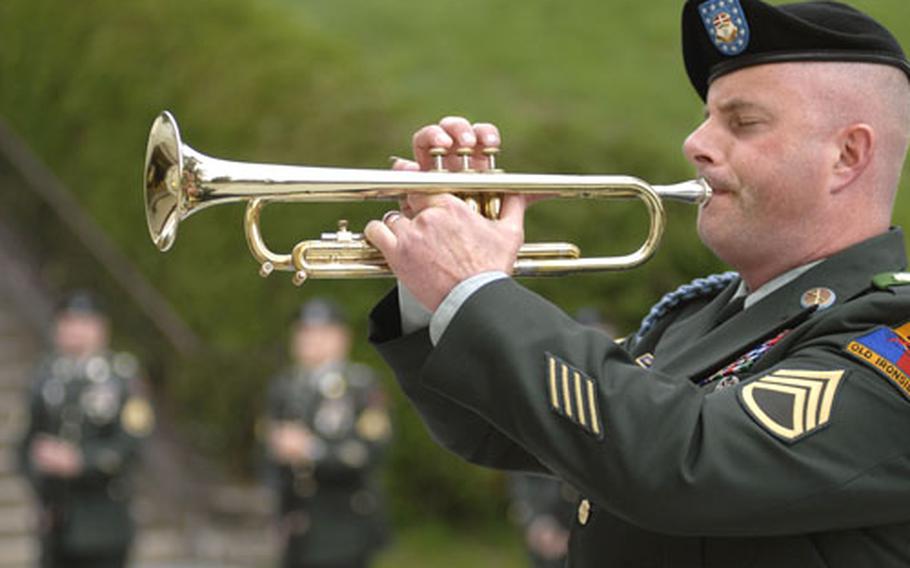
[734, 259, 825, 310]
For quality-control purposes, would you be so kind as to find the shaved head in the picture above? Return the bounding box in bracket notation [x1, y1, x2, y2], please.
[797, 63, 910, 194]
[744, 62, 910, 222]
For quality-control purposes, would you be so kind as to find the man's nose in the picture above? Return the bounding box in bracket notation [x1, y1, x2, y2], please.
[683, 122, 718, 168]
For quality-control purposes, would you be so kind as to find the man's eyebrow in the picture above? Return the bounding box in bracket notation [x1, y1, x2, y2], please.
[703, 99, 772, 119]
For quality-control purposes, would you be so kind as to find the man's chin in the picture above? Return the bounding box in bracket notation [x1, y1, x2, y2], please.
[696, 214, 736, 258]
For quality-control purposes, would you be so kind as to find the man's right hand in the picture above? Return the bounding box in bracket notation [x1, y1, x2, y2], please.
[391, 116, 504, 216]
[366, 116, 537, 312]
[268, 422, 317, 464]
[393, 115, 502, 173]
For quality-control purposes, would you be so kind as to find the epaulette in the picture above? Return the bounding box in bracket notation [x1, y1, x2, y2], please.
[632, 271, 739, 342]
[872, 272, 910, 291]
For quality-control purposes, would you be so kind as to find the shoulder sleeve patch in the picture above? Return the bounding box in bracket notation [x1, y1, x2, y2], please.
[545, 353, 604, 440]
[844, 324, 910, 401]
[121, 397, 155, 437]
[738, 369, 844, 444]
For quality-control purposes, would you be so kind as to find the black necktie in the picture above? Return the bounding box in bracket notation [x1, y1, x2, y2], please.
[712, 295, 746, 327]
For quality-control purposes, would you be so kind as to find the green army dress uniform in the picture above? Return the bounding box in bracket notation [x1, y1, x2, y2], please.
[18, 351, 154, 568]
[265, 361, 391, 568]
[370, 229, 910, 567]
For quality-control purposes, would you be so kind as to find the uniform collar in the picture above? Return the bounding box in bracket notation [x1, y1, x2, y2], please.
[752, 227, 907, 314]
[653, 228, 907, 379]
[736, 259, 823, 310]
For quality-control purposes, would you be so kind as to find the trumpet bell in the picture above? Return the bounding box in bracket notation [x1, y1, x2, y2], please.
[144, 111, 184, 252]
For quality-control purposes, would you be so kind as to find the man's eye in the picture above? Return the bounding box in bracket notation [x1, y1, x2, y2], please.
[732, 117, 762, 128]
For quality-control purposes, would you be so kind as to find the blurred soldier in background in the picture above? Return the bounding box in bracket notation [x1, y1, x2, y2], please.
[508, 308, 613, 568]
[263, 298, 391, 568]
[508, 473, 576, 568]
[17, 291, 155, 568]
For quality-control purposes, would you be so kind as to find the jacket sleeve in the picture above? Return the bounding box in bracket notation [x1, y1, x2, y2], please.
[369, 287, 548, 474]
[418, 278, 910, 537]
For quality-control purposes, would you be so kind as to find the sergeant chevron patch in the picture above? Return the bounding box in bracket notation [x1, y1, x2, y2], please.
[546, 353, 604, 439]
[738, 369, 844, 443]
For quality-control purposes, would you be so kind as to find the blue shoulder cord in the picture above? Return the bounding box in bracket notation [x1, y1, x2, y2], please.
[632, 271, 740, 343]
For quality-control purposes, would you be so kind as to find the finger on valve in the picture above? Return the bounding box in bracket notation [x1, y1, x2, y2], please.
[412, 125, 453, 171]
[472, 122, 502, 171]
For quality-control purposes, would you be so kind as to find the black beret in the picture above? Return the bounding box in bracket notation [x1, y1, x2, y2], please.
[291, 298, 348, 327]
[56, 290, 107, 317]
[683, 0, 910, 100]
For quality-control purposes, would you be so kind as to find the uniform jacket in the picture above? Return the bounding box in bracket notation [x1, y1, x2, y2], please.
[370, 228, 910, 567]
[264, 361, 391, 565]
[18, 351, 153, 555]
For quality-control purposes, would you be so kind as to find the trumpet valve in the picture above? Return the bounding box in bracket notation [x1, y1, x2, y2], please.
[462, 195, 480, 214]
[483, 147, 502, 173]
[320, 220, 361, 243]
[293, 270, 308, 287]
[429, 147, 447, 172]
[484, 195, 502, 219]
[259, 262, 275, 278]
[456, 148, 474, 172]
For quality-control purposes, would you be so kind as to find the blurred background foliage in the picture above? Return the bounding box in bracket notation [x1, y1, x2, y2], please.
[0, 0, 907, 552]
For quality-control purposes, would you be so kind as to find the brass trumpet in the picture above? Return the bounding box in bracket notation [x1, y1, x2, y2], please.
[144, 111, 711, 285]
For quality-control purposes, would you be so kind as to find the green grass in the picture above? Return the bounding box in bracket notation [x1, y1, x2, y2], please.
[374, 522, 526, 568]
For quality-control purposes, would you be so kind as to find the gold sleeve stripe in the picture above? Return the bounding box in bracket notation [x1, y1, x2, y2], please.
[562, 364, 574, 418]
[544, 353, 604, 439]
[573, 371, 587, 427]
[549, 357, 560, 410]
[586, 379, 601, 436]
[817, 374, 842, 423]
[779, 370, 843, 423]
[783, 369, 845, 380]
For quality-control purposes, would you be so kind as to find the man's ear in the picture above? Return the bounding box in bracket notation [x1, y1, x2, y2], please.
[831, 123, 874, 193]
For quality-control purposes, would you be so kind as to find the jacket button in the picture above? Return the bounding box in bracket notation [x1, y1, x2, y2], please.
[577, 498, 591, 526]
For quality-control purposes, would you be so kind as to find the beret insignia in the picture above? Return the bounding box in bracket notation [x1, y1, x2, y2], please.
[738, 369, 844, 443]
[699, 0, 750, 56]
[546, 353, 604, 439]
